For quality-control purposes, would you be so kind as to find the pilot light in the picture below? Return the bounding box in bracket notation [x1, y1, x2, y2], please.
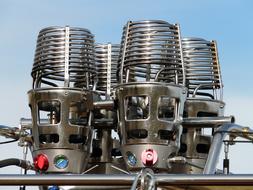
[141, 149, 158, 166]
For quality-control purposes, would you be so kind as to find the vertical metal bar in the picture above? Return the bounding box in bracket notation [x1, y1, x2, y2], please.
[176, 23, 185, 86]
[147, 64, 151, 82]
[64, 26, 70, 87]
[203, 129, 226, 174]
[106, 44, 112, 97]
[203, 124, 252, 174]
[223, 141, 229, 174]
[212, 40, 223, 100]
[20, 142, 28, 190]
[120, 21, 131, 83]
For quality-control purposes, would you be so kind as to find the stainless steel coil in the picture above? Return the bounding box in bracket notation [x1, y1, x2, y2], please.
[95, 43, 120, 96]
[118, 20, 185, 85]
[32, 26, 96, 89]
[182, 38, 223, 99]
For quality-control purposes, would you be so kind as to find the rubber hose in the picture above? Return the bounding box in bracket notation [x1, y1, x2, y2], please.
[0, 158, 29, 169]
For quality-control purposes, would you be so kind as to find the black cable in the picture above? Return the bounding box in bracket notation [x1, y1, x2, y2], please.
[0, 139, 18, 145]
[0, 158, 31, 169]
[223, 158, 230, 174]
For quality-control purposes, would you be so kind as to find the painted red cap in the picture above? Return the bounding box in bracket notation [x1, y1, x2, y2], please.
[141, 149, 158, 166]
[34, 154, 49, 171]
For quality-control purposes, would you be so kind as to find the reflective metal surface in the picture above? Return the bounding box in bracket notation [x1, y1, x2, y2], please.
[0, 20, 253, 190]
[182, 37, 222, 99]
[204, 123, 253, 174]
[86, 43, 127, 174]
[169, 37, 225, 174]
[118, 20, 185, 85]
[32, 26, 96, 89]
[28, 26, 97, 174]
[0, 174, 253, 187]
[115, 82, 187, 172]
[95, 43, 120, 96]
[28, 88, 94, 173]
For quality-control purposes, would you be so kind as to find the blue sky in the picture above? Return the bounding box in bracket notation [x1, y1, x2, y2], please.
[0, 0, 253, 179]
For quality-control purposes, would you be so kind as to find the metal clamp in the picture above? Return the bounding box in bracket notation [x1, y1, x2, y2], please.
[131, 168, 156, 190]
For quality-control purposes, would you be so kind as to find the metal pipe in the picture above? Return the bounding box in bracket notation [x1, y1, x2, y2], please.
[0, 125, 20, 139]
[204, 123, 253, 174]
[0, 175, 135, 186]
[1, 174, 253, 186]
[20, 118, 32, 129]
[182, 116, 235, 127]
[156, 174, 253, 185]
[93, 100, 114, 110]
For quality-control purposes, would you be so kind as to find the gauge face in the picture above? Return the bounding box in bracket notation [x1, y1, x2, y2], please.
[48, 186, 59, 190]
[126, 151, 137, 166]
[54, 155, 69, 169]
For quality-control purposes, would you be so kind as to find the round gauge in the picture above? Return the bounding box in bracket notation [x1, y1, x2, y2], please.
[54, 155, 69, 169]
[48, 186, 59, 190]
[126, 151, 137, 166]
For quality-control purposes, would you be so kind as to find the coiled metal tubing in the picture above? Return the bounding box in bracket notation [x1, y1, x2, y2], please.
[182, 38, 223, 99]
[95, 44, 120, 95]
[32, 26, 96, 89]
[118, 20, 185, 85]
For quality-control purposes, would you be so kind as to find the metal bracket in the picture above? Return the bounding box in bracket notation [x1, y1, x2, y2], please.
[106, 43, 112, 97]
[131, 168, 156, 190]
[64, 26, 70, 87]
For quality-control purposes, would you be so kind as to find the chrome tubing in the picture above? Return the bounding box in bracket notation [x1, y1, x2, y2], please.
[32, 26, 96, 89]
[95, 43, 120, 96]
[0, 125, 21, 140]
[19, 118, 32, 129]
[93, 100, 114, 110]
[0, 174, 253, 186]
[204, 123, 253, 174]
[182, 38, 223, 100]
[182, 116, 235, 127]
[118, 20, 185, 85]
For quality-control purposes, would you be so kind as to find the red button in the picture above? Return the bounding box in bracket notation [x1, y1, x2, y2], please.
[34, 154, 49, 171]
